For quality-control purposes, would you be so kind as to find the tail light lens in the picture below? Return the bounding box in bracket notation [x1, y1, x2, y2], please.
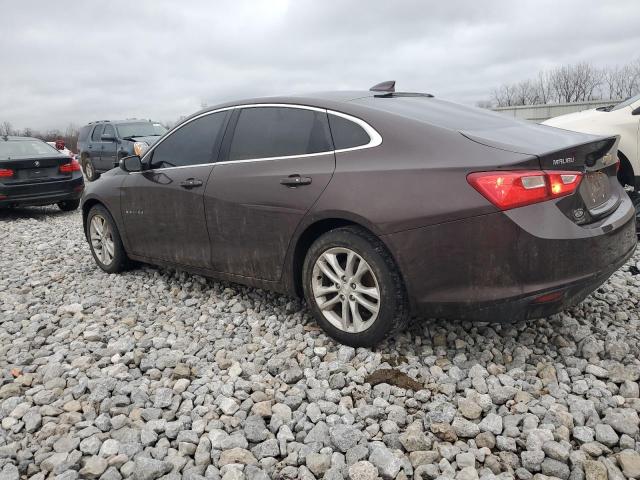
[0, 168, 14, 178]
[467, 170, 582, 210]
[60, 158, 81, 173]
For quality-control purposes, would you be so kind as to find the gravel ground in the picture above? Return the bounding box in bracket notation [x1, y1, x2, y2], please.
[1, 207, 640, 480]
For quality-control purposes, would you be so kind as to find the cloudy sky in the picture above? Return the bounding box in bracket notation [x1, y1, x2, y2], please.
[1, 0, 639, 130]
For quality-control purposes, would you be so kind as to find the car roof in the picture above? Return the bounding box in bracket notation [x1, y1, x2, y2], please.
[87, 119, 157, 126]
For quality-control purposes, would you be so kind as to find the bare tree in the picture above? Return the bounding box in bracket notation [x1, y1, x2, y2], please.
[0, 121, 14, 136]
[485, 60, 640, 107]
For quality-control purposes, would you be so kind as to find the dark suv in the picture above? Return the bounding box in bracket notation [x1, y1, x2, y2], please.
[77, 120, 167, 181]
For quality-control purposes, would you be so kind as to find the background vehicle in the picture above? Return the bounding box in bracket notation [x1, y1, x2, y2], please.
[543, 94, 640, 191]
[1, 136, 84, 210]
[77, 119, 167, 181]
[46, 140, 75, 160]
[81, 85, 636, 346]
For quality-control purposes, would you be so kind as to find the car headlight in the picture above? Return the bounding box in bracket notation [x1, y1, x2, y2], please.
[133, 142, 149, 156]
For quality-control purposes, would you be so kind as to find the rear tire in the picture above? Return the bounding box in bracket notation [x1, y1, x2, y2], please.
[83, 157, 99, 181]
[86, 204, 130, 273]
[302, 226, 409, 347]
[57, 199, 80, 211]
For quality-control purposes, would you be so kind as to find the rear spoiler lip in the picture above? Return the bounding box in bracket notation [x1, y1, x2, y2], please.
[460, 131, 619, 171]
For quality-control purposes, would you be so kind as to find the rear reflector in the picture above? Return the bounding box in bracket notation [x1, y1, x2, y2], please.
[532, 291, 565, 304]
[0, 168, 14, 178]
[60, 158, 81, 173]
[467, 170, 582, 210]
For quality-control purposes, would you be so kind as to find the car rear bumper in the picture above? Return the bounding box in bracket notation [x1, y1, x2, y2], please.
[385, 192, 637, 322]
[0, 176, 84, 207]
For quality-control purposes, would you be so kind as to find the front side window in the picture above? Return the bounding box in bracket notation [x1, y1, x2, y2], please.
[149, 111, 227, 169]
[328, 114, 371, 150]
[228, 107, 333, 161]
[102, 125, 116, 138]
[91, 125, 104, 141]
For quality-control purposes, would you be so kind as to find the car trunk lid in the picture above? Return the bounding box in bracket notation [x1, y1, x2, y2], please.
[0, 155, 73, 185]
[462, 124, 620, 224]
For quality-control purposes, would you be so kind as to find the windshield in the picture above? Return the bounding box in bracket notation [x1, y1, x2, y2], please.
[611, 93, 640, 111]
[0, 139, 62, 160]
[116, 122, 167, 138]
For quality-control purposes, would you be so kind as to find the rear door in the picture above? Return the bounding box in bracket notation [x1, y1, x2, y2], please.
[204, 105, 335, 281]
[88, 124, 105, 170]
[100, 124, 118, 171]
[120, 110, 229, 267]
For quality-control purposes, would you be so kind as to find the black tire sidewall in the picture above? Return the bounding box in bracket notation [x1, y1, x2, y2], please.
[57, 199, 80, 211]
[86, 205, 127, 273]
[302, 228, 406, 347]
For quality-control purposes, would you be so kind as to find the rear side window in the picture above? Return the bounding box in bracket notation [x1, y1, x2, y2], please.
[149, 111, 228, 169]
[228, 107, 333, 161]
[91, 125, 104, 141]
[328, 114, 370, 150]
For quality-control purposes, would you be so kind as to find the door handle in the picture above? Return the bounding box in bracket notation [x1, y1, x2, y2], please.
[179, 178, 204, 189]
[280, 175, 312, 187]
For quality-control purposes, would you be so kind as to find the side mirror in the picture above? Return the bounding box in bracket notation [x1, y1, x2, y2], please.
[120, 155, 142, 172]
[101, 134, 116, 141]
[632, 106, 640, 116]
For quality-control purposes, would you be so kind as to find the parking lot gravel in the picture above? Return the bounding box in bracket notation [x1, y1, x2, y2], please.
[1, 206, 640, 480]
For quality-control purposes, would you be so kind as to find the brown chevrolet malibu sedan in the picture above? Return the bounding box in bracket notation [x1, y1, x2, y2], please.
[81, 83, 637, 347]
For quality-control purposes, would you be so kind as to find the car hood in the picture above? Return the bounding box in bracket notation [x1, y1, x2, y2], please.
[541, 108, 609, 128]
[460, 121, 603, 156]
[124, 135, 162, 145]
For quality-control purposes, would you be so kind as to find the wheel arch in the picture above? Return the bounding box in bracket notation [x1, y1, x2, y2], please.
[286, 214, 406, 298]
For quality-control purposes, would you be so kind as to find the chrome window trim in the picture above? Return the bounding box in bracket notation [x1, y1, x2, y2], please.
[136, 103, 382, 173]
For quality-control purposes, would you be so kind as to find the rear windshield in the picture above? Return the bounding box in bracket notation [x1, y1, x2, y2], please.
[353, 96, 515, 131]
[0, 139, 62, 160]
[116, 122, 167, 139]
[611, 93, 640, 111]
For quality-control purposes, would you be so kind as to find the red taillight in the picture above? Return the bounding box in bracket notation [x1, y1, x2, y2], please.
[60, 158, 81, 173]
[467, 170, 582, 210]
[0, 168, 14, 178]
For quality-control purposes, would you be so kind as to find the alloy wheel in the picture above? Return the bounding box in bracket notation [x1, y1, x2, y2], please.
[311, 247, 380, 333]
[89, 215, 115, 266]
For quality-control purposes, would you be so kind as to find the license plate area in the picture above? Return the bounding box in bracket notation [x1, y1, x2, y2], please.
[581, 171, 610, 210]
[16, 167, 58, 180]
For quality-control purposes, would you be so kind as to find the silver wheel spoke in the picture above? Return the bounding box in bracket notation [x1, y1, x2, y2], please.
[315, 284, 339, 296]
[349, 299, 366, 331]
[354, 285, 379, 300]
[324, 253, 344, 278]
[354, 293, 379, 313]
[345, 251, 357, 277]
[104, 238, 114, 257]
[341, 298, 350, 330]
[317, 294, 341, 311]
[318, 260, 341, 285]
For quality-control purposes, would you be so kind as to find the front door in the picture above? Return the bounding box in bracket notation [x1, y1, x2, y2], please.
[205, 105, 336, 281]
[121, 110, 230, 267]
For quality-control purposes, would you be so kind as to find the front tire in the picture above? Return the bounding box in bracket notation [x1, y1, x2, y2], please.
[57, 199, 80, 211]
[302, 226, 409, 347]
[83, 157, 99, 181]
[86, 205, 130, 273]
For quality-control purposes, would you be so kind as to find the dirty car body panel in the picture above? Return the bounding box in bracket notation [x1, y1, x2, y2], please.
[81, 91, 637, 323]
